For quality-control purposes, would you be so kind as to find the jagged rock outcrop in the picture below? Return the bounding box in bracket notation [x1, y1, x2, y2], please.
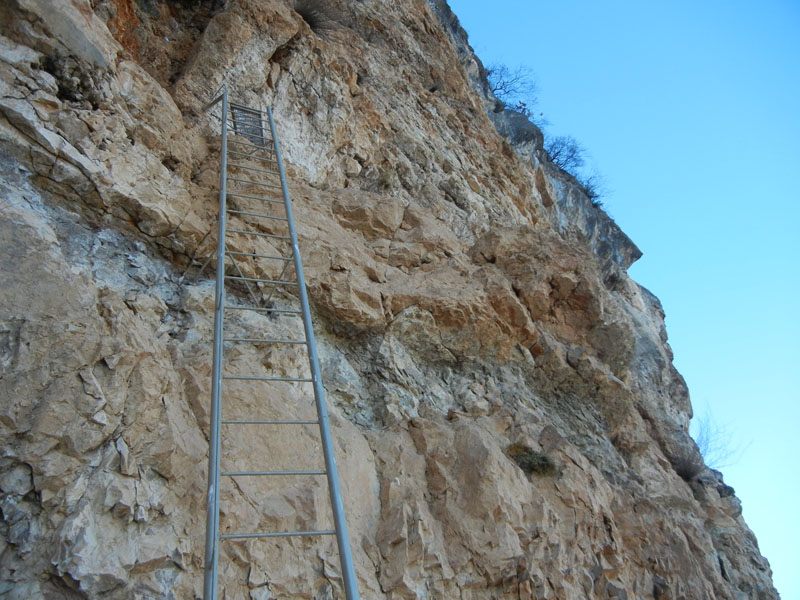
[0, 0, 777, 598]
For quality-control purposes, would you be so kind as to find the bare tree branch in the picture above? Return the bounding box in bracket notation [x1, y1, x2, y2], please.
[486, 64, 538, 107]
[691, 410, 748, 470]
[544, 135, 585, 172]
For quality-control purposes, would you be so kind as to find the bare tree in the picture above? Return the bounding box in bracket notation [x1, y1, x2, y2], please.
[544, 135, 585, 172]
[691, 410, 747, 470]
[577, 171, 605, 203]
[486, 64, 538, 107]
[487, 64, 606, 204]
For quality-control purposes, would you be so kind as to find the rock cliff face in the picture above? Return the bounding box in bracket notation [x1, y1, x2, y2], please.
[0, 0, 778, 598]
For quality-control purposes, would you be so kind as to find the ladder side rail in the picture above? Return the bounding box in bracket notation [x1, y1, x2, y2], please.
[267, 106, 361, 600]
[201, 88, 225, 113]
[203, 86, 229, 600]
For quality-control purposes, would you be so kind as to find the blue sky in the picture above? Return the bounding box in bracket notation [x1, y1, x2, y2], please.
[446, 1, 800, 597]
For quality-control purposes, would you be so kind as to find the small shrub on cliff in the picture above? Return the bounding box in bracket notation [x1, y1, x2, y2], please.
[578, 172, 605, 203]
[672, 451, 704, 482]
[292, 0, 341, 38]
[506, 442, 557, 477]
[485, 62, 606, 204]
[544, 136, 606, 203]
[377, 168, 392, 190]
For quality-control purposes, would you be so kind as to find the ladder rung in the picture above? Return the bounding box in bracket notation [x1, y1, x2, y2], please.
[222, 419, 319, 425]
[222, 375, 312, 382]
[229, 163, 280, 176]
[227, 229, 290, 240]
[228, 149, 276, 163]
[226, 127, 272, 143]
[224, 275, 298, 286]
[222, 470, 326, 476]
[226, 138, 277, 153]
[229, 102, 264, 114]
[226, 191, 283, 204]
[227, 209, 288, 221]
[221, 530, 335, 540]
[227, 250, 292, 261]
[229, 133, 270, 146]
[224, 305, 302, 314]
[228, 177, 282, 190]
[224, 337, 307, 344]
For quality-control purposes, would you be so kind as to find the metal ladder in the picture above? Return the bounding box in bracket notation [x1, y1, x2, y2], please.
[201, 86, 360, 600]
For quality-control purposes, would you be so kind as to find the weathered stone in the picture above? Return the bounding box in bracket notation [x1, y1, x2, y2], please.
[0, 463, 33, 496]
[0, 0, 777, 598]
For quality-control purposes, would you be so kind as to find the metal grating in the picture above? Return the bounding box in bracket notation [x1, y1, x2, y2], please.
[230, 103, 266, 146]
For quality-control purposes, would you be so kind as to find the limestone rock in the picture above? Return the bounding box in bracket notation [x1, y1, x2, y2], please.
[0, 0, 777, 598]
